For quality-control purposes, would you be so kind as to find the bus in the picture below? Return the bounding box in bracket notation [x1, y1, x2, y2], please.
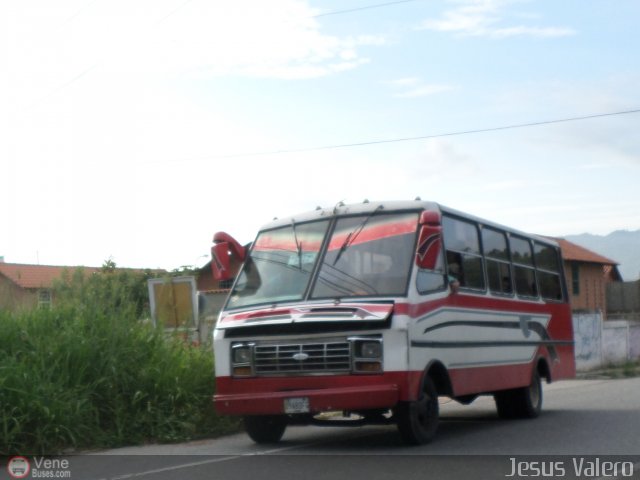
[210, 200, 575, 445]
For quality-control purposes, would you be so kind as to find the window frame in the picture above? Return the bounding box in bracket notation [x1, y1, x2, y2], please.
[534, 241, 565, 302]
[509, 234, 539, 299]
[571, 262, 580, 296]
[480, 226, 514, 298]
[442, 214, 486, 293]
[38, 289, 52, 309]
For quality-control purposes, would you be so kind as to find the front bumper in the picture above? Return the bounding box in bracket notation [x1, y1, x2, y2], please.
[215, 384, 399, 415]
[213, 373, 414, 416]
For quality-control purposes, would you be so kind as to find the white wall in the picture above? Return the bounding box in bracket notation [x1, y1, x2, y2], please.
[573, 312, 640, 370]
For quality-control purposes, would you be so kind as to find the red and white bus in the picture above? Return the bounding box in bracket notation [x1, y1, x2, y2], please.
[211, 200, 575, 445]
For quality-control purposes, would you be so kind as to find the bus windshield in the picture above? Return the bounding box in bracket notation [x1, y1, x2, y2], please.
[226, 219, 330, 310]
[311, 212, 419, 298]
[225, 211, 420, 310]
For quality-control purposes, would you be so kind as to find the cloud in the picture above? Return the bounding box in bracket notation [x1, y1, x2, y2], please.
[488, 25, 576, 38]
[480, 180, 527, 191]
[420, 0, 576, 39]
[141, 1, 385, 80]
[493, 77, 640, 169]
[412, 139, 477, 178]
[387, 77, 421, 87]
[386, 77, 454, 98]
[394, 84, 454, 98]
[4, 0, 386, 97]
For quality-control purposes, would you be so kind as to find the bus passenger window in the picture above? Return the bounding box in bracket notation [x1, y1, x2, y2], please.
[535, 242, 564, 301]
[510, 235, 538, 298]
[482, 227, 513, 295]
[443, 216, 485, 291]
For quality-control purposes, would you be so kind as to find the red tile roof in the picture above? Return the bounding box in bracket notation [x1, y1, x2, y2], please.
[0, 263, 101, 289]
[553, 238, 619, 265]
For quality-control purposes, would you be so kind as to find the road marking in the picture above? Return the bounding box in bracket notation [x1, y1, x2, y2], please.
[101, 433, 366, 479]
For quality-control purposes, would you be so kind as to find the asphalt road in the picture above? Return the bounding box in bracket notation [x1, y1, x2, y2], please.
[9, 378, 640, 480]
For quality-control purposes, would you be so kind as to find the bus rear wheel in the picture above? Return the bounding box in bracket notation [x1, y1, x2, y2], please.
[395, 376, 439, 445]
[494, 370, 542, 419]
[244, 415, 288, 444]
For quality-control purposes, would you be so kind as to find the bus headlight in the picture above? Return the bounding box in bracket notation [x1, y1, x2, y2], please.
[360, 341, 382, 359]
[232, 346, 252, 364]
[351, 337, 383, 374]
[231, 343, 254, 377]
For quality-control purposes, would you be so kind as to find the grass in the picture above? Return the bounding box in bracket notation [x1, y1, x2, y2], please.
[0, 268, 239, 455]
[577, 360, 640, 380]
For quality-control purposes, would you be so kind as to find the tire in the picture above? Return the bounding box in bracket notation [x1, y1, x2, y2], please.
[513, 370, 543, 418]
[494, 390, 517, 419]
[244, 415, 288, 444]
[494, 370, 543, 419]
[395, 376, 439, 445]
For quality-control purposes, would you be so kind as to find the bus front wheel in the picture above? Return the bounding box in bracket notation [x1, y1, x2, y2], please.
[395, 376, 439, 445]
[244, 415, 287, 444]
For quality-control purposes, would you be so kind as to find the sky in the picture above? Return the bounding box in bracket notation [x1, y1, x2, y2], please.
[1, 0, 639, 271]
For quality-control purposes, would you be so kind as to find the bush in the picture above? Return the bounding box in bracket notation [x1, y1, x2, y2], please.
[0, 267, 238, 455]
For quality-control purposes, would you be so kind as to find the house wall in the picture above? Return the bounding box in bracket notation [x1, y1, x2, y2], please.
[0, 276, 38, 311]
[602, 320, 630, 364]
[573, 312, 602, 370]
[197, 255, 242, 292]
[630, 324, 640, 359]
[197, 291, 231, 344]
[564, 262, 608, 313]
[573, 312, 640, 370]
[607, 280, 640, 315]
[197, 268, 218, 292]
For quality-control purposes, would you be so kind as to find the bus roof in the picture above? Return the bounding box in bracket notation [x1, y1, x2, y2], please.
[438, 204, 560, 248]
[258, 200, 559, 248]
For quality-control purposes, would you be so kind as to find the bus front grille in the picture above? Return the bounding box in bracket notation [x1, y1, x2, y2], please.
[254, 341, 351, 375]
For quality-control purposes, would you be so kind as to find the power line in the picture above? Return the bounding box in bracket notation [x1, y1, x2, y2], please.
[189, 108, 640, 161]
[312, 0, 422, 18]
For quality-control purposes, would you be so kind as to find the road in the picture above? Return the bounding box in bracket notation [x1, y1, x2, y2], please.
[9, 378, 640, 480]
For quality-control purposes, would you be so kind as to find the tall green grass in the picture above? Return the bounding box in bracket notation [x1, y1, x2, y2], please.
[0, 268, 238, 455]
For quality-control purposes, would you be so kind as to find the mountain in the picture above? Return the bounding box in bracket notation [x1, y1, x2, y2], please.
[564, 230, 640, 281]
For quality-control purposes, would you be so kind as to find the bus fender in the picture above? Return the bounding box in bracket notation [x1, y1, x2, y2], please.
[536, 355, 552, 384]
[420, 360, 453, 398]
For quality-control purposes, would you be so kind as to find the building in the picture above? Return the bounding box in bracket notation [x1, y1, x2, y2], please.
[554, 238, 622, 315]
[196, 259, 240, 318]
[0, 262, 101, 311]
[0, 261, 161, 312]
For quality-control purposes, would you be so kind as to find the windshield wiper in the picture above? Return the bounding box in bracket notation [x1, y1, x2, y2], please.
[291, 219, 302, 270]
[332, 204, 384, 266]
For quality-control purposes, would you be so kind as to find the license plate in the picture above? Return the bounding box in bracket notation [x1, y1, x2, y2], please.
[284, 397, 310, 414]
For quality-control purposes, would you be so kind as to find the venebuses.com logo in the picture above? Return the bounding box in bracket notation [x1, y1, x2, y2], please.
[6, 456, 72, 479]
[6, 456, 30, 479]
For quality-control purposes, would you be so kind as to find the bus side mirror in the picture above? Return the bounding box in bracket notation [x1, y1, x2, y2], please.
[211, 231, 246, 281]
[415, 211, 442, 271]
[211, 242, 231, 281]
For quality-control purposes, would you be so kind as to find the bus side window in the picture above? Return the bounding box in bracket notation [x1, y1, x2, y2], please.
[442, 216, 485, 291]
[510, 235, 538, 298]
[482, 227, 513, 295]
[416, 248, 446, 294]
[446, 251, 464, 285]
[535, 242, 564, 301]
